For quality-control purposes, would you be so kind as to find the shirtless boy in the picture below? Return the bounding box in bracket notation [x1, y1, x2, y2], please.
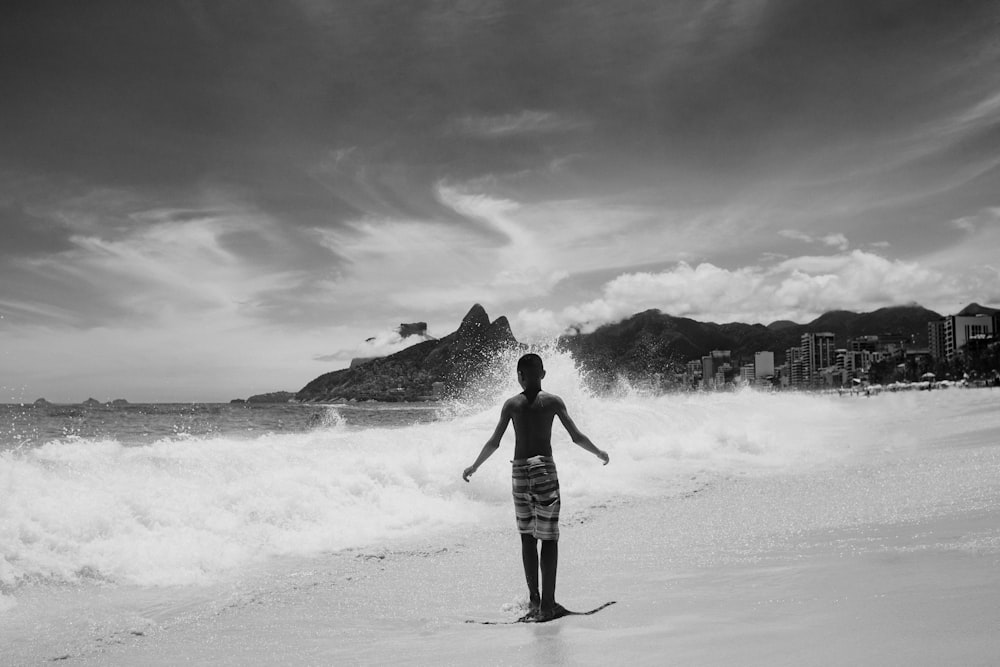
[463, 353, 609, 621]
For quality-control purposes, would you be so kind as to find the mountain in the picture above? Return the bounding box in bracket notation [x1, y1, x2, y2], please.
[558, 304, 944, 385]
[557, 309, 735, 379]
[293, 302, 985, 401]
[958, 303, 1000, 316]
[806, 305, 942, 343]
[296, 304, 522, 402]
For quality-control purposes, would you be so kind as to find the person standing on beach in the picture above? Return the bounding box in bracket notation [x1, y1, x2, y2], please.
[463, 353, 609, 621]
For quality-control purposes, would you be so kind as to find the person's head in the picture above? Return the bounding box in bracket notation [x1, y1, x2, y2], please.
[516, 353, 545, 387]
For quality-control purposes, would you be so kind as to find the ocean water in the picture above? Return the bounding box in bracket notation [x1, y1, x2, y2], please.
[2, 347, 998, 662]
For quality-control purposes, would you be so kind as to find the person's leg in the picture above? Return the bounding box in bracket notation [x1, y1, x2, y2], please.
[539, 538, 558, 614]
[520, 533, 540, 611]
[513, 462, 538, 611]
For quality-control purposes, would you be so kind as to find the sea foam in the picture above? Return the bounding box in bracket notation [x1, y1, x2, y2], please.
[0, 348, 972, 595]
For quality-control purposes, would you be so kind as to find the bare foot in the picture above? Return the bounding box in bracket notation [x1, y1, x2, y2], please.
[516, 597, 541, 622]
[534, 603, 568, 623]
[534, 608, 554, 622]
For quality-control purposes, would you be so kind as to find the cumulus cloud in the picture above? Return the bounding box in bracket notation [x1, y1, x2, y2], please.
[820, 233, 849, 251]
[511, 250, 969, 340]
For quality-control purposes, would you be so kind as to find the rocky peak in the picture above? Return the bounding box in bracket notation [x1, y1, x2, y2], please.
[457, 303, 491, 338]
[488, 315, 517, 346]
[296, 303, 525, 403]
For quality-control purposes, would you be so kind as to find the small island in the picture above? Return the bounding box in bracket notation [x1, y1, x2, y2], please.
[241, 391, 297, 404]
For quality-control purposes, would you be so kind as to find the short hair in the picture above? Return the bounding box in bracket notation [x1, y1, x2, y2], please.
[517, 353, 544, 377]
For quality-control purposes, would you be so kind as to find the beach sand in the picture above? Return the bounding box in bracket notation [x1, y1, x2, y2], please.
[41, 396, 997, 667]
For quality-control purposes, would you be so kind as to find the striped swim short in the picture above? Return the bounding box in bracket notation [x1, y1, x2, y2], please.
[511, 455, 561, 541]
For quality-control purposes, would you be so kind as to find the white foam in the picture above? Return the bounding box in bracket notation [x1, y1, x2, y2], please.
[3, 348, 995, 596]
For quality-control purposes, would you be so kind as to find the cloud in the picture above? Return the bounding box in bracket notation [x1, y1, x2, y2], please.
[450, 110, 586, 138]
[3, 1, 997, 405]
[511, 250, 975, 340]
[313, 327, 434, 363]
[918, 90, 1000, 157]
[5, 201, 332, 328]
[777, 229, 813, 243]
[435, 185, 521, 238]
[0, 298, 79, 324]
[310, 216, 494, 311]
[0, 204, 76, 257]
[951, 217, 977, 233]
[820, 233, 849, 251]
[778, 229, 849, 251]
[949, 207, 1000, 234]
[920, 210, 1000, 302]
[437, 182, 748, 278]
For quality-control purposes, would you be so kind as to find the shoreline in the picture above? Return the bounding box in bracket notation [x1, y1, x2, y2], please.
[50, 426, 1000, 667]
[8, 379, 998, 409]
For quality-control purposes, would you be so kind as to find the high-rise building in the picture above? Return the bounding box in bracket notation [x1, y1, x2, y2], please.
[701, 350, 732, 388]
[754, 351, 775, 380]
[801, 332, 836, 384]
[940, 314, 995, 360]
[928, 319, 945, 360]
[839, 349, 864, 374]
[786, 346, 805, 386]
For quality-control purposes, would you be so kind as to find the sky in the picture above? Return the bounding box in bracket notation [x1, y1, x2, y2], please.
[2, 0, 1000, 402]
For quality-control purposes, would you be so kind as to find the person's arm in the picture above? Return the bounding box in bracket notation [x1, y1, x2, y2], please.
[463, 401, 512, 482]
[554, 398, 609, 465]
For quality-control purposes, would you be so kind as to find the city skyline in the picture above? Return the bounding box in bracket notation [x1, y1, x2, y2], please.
[3, 2, 1000, 402]
[694, 306, 998, 390]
